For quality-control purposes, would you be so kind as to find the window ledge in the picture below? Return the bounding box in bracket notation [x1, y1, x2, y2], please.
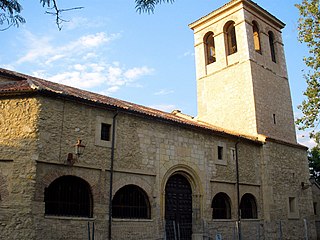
[240, 218, 260, 221]
[44, 215, 95, 221]
[215, 159, 227, 166]
[112, 218, 153, 222]
[211, 219, 234, 222]
[211, 218, 261, 222]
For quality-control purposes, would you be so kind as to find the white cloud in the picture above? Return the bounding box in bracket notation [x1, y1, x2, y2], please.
[46, 62, 154, 94]
[76, 32, 110, 48]
[296, 129, 316, 149]
[64, 16, 108, 31]
[294, 111, 317, 149]
[124, 67, 154, 80]
[148, 104, 176, 112]
[45, 54, 65, 65]
[181, 51, 194, 58]
[16, 31, 118, 65]
[104, 86, 120, 95]
[17, 33, 53, 64]
[10, 31, 153, 95]
[0, 64, 15, 71]
[154, 89, 174, 96]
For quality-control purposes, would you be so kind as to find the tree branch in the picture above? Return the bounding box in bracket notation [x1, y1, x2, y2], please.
[44, 0, 83, 30]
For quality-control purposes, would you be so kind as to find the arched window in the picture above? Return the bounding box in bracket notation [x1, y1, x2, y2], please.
[225, 21, 237, 55]
[240, 193, 257, 219]
[44, 175, 93, 217]
[252, 21, 261, 53]
[212, 192, 231, 219]
[268, 31, 276, 62]
[112, 185, 151, 219]
[204, 32, 216, 64]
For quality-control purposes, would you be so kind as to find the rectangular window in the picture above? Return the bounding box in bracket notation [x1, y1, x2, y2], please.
[101, 123, 111, 141]
[231, 148, 236, 161]
[289, 197, 296, 213]
[95, 115, 114, 148]
[218, 146, 223, 160]
[314, 202, 317, 215]
[273, 114, 276, 124]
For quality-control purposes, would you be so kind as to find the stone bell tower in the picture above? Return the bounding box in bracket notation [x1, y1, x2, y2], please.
[189, 0, 297, 143]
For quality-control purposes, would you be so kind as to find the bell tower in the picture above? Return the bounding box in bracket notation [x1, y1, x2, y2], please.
[189, 0, 297, 143]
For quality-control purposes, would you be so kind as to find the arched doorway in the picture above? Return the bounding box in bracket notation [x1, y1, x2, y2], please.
[165, 174, 192, 240]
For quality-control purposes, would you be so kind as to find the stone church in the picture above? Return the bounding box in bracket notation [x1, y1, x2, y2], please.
[0, 0, 317, 239]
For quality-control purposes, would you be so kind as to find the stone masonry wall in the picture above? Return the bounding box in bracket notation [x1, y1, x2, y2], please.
[262, 141, 316, 239]
[0, 94, 315, 239]
[0, 96, 40, 240]
[31, 96, 265, 240]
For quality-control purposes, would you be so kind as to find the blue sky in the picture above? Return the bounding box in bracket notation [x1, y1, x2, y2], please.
[0, 0, 314, 147]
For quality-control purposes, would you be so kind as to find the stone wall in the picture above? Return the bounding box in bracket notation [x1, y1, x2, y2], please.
[191, 0, 297, 144]
[0, 94, 316, 239]
[261, 140, 316, 239]
[0, 96, 40, 239]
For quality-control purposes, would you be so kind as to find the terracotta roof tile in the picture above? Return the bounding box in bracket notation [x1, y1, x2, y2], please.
[0, 68, 263, 143]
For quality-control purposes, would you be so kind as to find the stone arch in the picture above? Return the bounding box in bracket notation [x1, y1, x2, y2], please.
[112, 175, 153, 199]
[112, 184, 151, 219]
[161, 164, 203, 219]
[203, 31, 216, 64]
[268, 30, 277, 62]
[211, 192, 232, 219]
[162, 164, 203, 195]
[240, 192, 258, 219]
[112, 175, 153, 219]
[252, 20, 262, 53]
[45, 175, 93, 217]
[224, 20, 237, 55]
[36, 170, 97, 203]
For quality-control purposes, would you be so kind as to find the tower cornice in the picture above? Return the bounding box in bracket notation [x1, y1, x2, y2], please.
[189, 0, 285, 30]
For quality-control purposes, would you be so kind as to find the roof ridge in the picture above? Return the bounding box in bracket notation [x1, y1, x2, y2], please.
[0, 67, 264, 144]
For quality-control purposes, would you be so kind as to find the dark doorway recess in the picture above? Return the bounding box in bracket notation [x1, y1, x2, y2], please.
[165, 174, 192, 240]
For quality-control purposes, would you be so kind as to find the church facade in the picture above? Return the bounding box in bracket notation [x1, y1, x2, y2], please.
[0, 0, 317, 239]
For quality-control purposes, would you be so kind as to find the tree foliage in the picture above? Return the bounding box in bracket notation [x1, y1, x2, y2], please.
[295, 0, 320, 144]
[135, 0, 175, 13]
[0, 0, 175, 30]
[309, 146, 320, 181]
[0, 0, 25, 31]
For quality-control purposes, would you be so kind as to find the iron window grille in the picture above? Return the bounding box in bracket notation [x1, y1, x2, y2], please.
[112, 185, 151, 219]
[212, 192, 231, 219]
[44, 175, 93, 218]
[240, 193, 257, 219]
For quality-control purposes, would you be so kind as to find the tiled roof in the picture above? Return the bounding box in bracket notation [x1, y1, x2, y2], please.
[189, 0, 285, 29]
[0, 67, 263, 144]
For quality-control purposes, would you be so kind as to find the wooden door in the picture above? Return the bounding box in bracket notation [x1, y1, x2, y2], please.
[165, 174, 192, 240]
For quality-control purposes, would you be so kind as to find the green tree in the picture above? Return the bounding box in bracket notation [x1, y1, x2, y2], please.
[295, 0, 320, 144]
[0, 0, 25, 31]
[0, 0, 174, 30]
[309, 146, 320, 181]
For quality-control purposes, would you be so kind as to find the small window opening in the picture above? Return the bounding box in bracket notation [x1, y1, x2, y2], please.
[273, 114, 276, 124]
[252, 21, 261, 53]
[204, 32, 216, 64]
[225, 22, 237, 55]
[218, 146, 223, 160]
[289, 197, 296, 213]
[45, 176, 93, 217]
[212, 193, 231, 219]
[101, 123, 111, 141]
[231, 149, 236, 161]
[268, 31, 276, 62]
[314, 202, 317, 215]
[112, 185, 151, 219]
[240, 193, 258, 219]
